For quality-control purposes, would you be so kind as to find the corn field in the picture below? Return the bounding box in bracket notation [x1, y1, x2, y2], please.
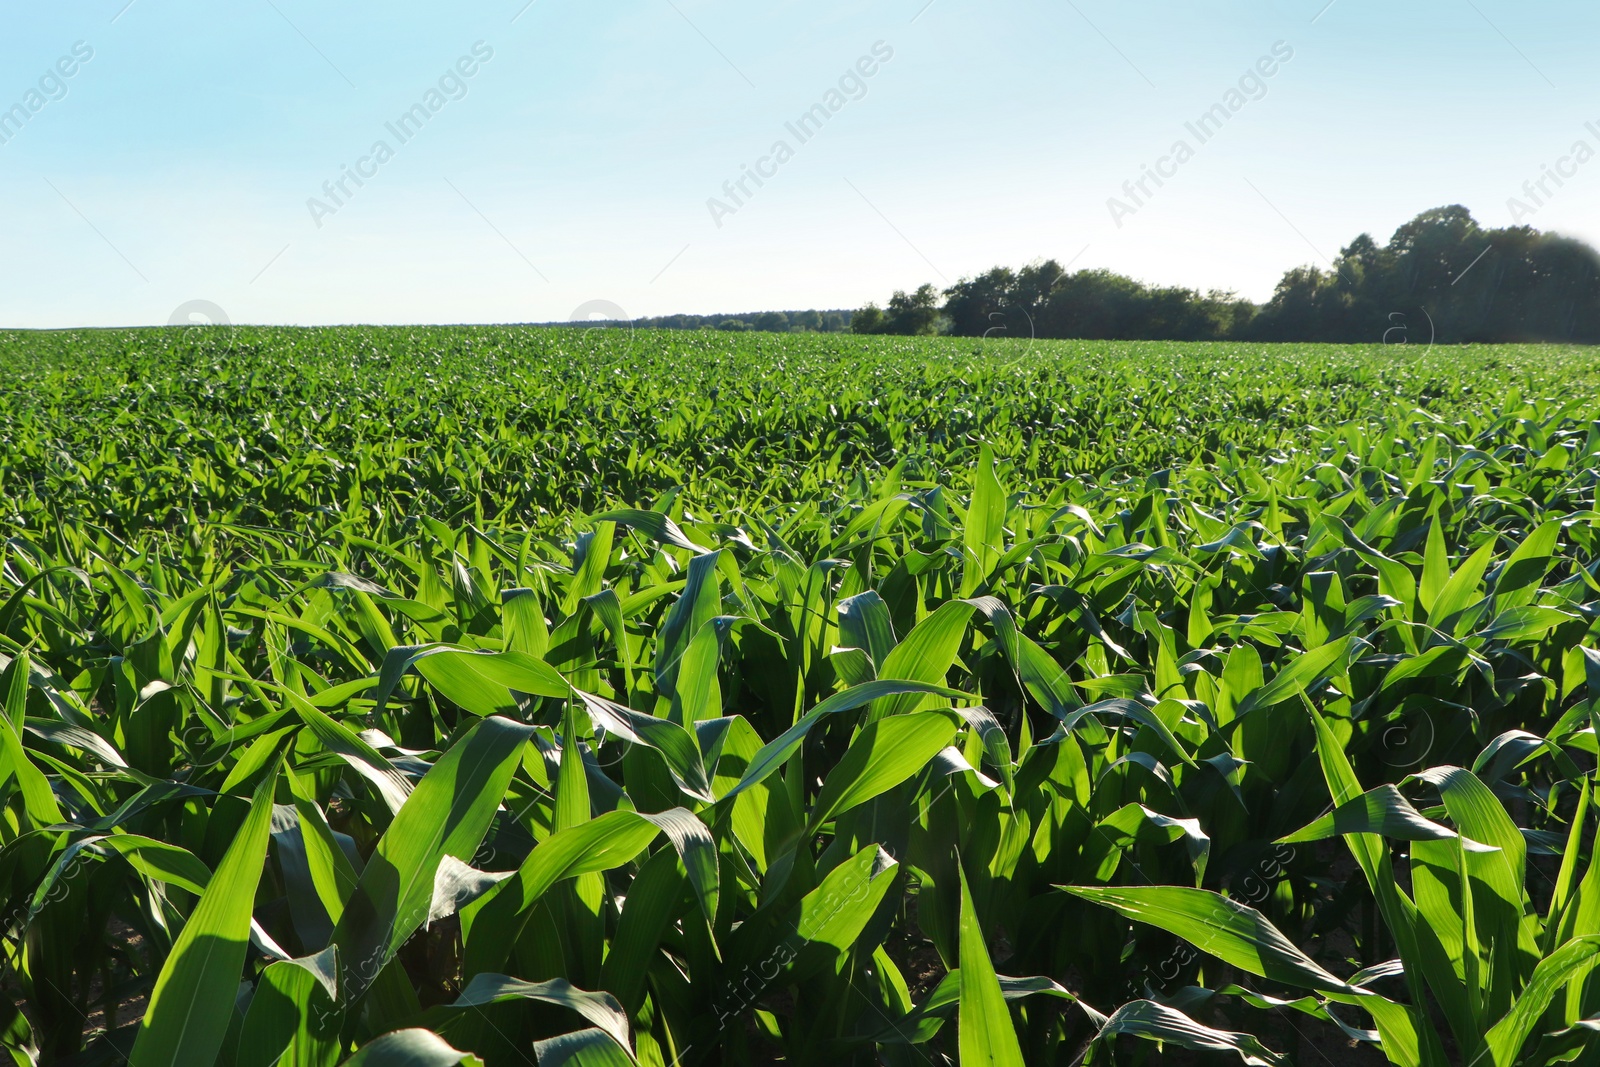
[2, 327, 1600, 1066]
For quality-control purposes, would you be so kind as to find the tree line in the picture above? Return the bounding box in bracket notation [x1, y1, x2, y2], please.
[851, 206, 1600, 344]
[560, 310, 855, 333]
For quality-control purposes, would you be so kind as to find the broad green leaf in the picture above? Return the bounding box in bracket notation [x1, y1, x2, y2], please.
[1093, 804, 1211, 886]
[411, 647, 571, 714]
[461, 808, 713, 980]
[1429, 538, 1495, 627]
[0, 654, 63, 827]
[1278, 785, 1491, 848]
[1408, 767, 1527, 911]
[838, 591, 896, 672]
[655, 551, 722, 700]
[1304, 701, 1451, 1067]
[721, 680, 978, 804]
[1054, 698, 1196, 768]
[101, 834, 214, 895]
[807, 712, 958, 832]
[342, 1029, 485, 1066]
[1492, 519, 1561, 610]
[1335, 519, 1416, 619]
[558, 701, 607, 987]
[288, 763, 362, 925]
[1094, 1000, 1287, 1066]
[957, 858, 1025, 1067]
[872, 601, 980, 719]
[598, 848, 684, 1013]
[1419, 519, 1449, 616]
[1063, 884, 1359, 994]
[862, 972, 1081, 1044]
[1234, 637, 1356, 718]
[1477, 604, 1576, 642]
[958, 704, 1015, 794]
[331, 716, 534, 1003]
[1409, 765, 1540, 1011]
[794, 845, 899, 955]
[235, 948, 341, 1067]
[1358, 996, 1428, 1067]
[533, 1027, 633, 1067]
[577, 690, 712, 802]
[670, 619, 723, 724]
[502, 587, 551, 658]
[428, 974, 631, 1054]
[130, 764, 280, 1067]
[583, 589, 635, 695]
[1005, 630, 1080, 717]
[590, 509, 708, 555]
[961, 444, 1006, 597]
[287, 689, 412, 815]
[1380, 645, 1469, 692]
[563, 523, 614, 615]
[1484, 935, 1600, 1067]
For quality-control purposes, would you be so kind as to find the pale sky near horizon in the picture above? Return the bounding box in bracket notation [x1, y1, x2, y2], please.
[1, 0, 1596, 328]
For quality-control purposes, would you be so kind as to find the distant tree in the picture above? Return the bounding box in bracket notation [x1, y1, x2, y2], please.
[851, 304, 885, 334]
[943, 267, 1017, 337]
[942, 261, 1065, 340]
[723, 206, 1600, 344]
[1040, 270, 1229, 340]
[1247, 205, 1600, 343]
[1211, 290, 1259, 338]
[1251, 266, 1341, 342]
[1510, 233, 1600, 341]
[596, 310, 852, 333]
[1012, 260, 1066, 322]
[882, 285, 945, 335]
[717, 319, 751, 332]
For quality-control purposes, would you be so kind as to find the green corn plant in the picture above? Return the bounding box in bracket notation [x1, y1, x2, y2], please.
[0, 328, 1597, 1064]
[1067, 687, 1600, 1066]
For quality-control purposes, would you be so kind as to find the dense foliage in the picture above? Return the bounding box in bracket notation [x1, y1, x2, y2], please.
[1, 327, 1599, 1066]
[858, 207, 1600, 345]
[554, 310, 855, 334]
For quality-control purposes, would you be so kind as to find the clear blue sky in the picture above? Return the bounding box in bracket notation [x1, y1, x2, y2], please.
[1, 0, 1595, 327]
